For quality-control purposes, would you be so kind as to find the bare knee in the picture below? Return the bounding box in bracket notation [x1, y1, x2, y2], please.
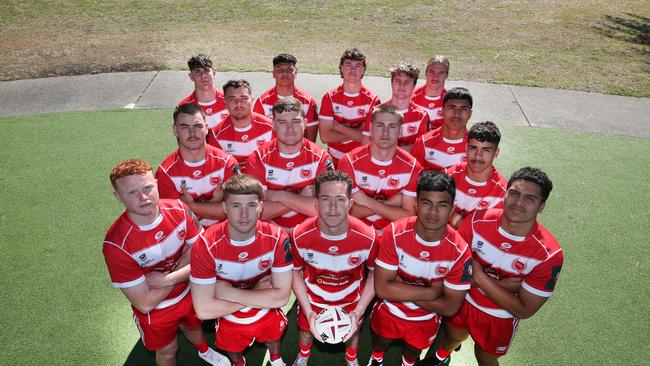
[156, 338, 179, 366]
[474, 344, 500, 366]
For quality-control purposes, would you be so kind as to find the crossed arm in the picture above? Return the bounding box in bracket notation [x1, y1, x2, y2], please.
[319, 118, 365, 145]
[351, 191, 416, 222]
[261, 186, 317, 220]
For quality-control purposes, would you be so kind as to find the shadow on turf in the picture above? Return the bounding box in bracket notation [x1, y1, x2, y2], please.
[592, 13, 650, 69]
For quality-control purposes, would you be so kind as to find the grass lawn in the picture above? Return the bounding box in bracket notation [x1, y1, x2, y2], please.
[0, 110, 648, 365]
[1, 1, 648, 97]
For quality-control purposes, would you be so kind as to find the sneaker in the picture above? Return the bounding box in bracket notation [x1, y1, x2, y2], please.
[198, 348, 232, 366]
[415, 355, 450, 366]
[292, 354, 309, 366]
[366, 358, 383, 366]
[269, 358, 287, 366]
[346, 358, 360, 366]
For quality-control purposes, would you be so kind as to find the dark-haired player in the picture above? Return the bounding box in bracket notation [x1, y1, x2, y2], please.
[423, 167, 564, 366]
[368, 171, 471, 366]
[178, 54, 228, 129]
[254, 53, 319, 142]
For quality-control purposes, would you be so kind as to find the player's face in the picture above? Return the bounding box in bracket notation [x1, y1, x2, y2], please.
[503, 179, 545, 225]
[114, 171, 160, 221]
[466, 139, 499, 174]
[225, 87, 252, 120]
[223, 194, 262, 239]
[416, 190, 453, 233]
[274, 110, 305, 147]
[391, 73, 416, 100]
[371, 112, 401, 149]
[316, 181, 352, 232]
[425, 63, 448, 89]
[173, 112, 208, 151]
[340, 59, 365, 83]
[189, 67, 215, 91]
[272, 62, 297, 87]
[443, 99, 472, 130]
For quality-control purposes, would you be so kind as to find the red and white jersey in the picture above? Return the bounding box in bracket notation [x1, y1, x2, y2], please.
[458, 209, 564, 319]
[292, 216, 378, 309]
[190, 221, 293, 324]
[411, 127, 468, 172]
[445, 162, 507, 217]
[246, 139, 334, 231]
[208, 113, 275, 165]
[155, 145, 239, 226]
[362, 100, 429, 148]
[376, 217, 472, 321]
[338, 145, 422, 230]
[103, 199, 203, 312]
[178, 91, 228, 129]
[319, 85, 381, 160]
[411, 86, 446, 130]
[254, 87, 319, 127]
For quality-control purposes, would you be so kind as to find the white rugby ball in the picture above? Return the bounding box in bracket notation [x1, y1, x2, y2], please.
[314, 306, 352, 344]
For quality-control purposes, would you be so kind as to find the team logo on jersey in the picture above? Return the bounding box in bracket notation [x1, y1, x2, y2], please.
[227, 143, 233, 150]
[155, 231, 165, 240]
[378, 169, 386, 177]
[358, 109, 366, 116]
[301, 168, 311, 178]
[328, 246, 339, 254]
[139, 253, 147, 261]
[388, 177, 399, 187]
[242, 134, 249, 142]
[428, 150, 435, 158]
[259, 258, 271, 270]
[347, 101, 354, 106]
[257, 139, 265, 146]
[210, 176, 222, 186]
[268, 170, 274, 176]
[479, 200, 490, 208]
[238, 252, 249, 261]
[436, 265, 449, 275]
[447, 147, 455, 153]
[217, 263, 223, 273]
[307, 252, 314, 260]
[193, 170, 202, 177]
[419, 251, 430, 259]
[407, 125, 417, 134]
[468, 188, 477, 194]
[477, 240, 484, 248]
[362, 176, 368, 183]
[287, 162, 295, 169]
[512, 258, 526, 272]
[500, 243, 512, 250]
[177, 229, 186, 240]
[206, 108, 213, 114]
[429, 103, 435, 108]
[348, 255, 361, 266]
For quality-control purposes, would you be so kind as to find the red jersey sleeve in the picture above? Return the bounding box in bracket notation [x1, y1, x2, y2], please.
[181, 201, 204, 243]
[223, 155, 240, 182]
[403, 160, 422, 197]
[443, 236, 472, 291]
[290, 231, 305, 270]
[375, 223, 398, 271]
[457, 211, 476, 245]
[319, 92, 334, 120]
[366, 230, 379, 270]
[362, 111, 373, 137]
[244, 151, 268, 189]
[306, 97, 319, 125]
[253, 98, 265, 116]
[316, 150, 336, 174]
[336, 154, 358, 192]
[102, 243, 146, 288]
[522, 250, 564, 298]
[410, 137, 426, 170]
[272, 229, 293, 272]
[155, 168, 181, 199]
[189, 234, 217, 284]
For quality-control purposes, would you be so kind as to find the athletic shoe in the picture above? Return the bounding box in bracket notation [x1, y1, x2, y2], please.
[270, 358, 287, 366]
[292, 354, 309, 366]
[414, 355, 450, 366]
[366, 358, 383, 366]
[198, 348, 232, 366]
[346, 358, 360, 366]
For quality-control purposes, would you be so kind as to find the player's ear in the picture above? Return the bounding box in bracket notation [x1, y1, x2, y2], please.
[538, 201, 546, 214]
[348, 197, 354, 212]
[495, 147, 500, 159]
[113, 191, 122, 203]
[222, 200, 228, 215]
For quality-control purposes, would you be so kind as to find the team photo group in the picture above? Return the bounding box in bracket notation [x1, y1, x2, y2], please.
[102, 48, 564, 366]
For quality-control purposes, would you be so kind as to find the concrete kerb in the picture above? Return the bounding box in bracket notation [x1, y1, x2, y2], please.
[1, 71, 648, 138]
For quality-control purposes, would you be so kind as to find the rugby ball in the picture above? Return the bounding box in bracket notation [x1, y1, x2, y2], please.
[314, 306, 352, 344]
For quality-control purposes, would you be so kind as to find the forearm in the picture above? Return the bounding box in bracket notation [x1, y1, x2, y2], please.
[401, 144, 413, 153]
[190, 283, 245, 320]
[375, 280, 440, 302]
[219, 284, 290, 309]
[333, 122, 365, 143]
[350, 204, 376, 218]
[304, 125, 318, 142]
[292, 271, 314, 314]
[186, 201, 226, 221]
[261, 200, 291, 220]
[364, 199, 413, 222]
[272, 191, 317, 216]
[412, 294, 464, 317]
[474, 273, 532, 318]
[353, 271, 376, 315]
[165, 264, 190, 285]
[319, 120, 349, 143]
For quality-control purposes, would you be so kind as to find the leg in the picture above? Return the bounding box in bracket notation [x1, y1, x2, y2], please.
[228, 352, 245, 366]
[474, 345, 500, 366]
[438, 325, 469, 353]
[179, 322, 205, 345]
[344, 330, 361, 364]
[155, 337, 179, 366]
[402, 344, 422, 366]
[370, 330, 393, 353]
[265, 339, 282, 355]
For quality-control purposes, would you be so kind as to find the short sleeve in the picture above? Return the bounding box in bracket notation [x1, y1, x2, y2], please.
[290, 231, 305, 270]
[181, 201, 204, 243]
[253, 98, 265, 116]
[443, 238, 472, 291]
[102, 243, 146, 288]
[457, 211, 476, 245]
[522, 251, 564, 298]
[244, 151, 268, 189]
[365, 228, 379, 270]
[410, 137, 426, 170]
[336, 154, 358, 193]
[189, 234, 217, 284]
[319, 92, 334, 120]
[375, 223, 398, 271]
[272, 229, 294, 272]
[155, 168, 181, 199]
[402, 160, 422, 197]
[305, 97, 319, 126]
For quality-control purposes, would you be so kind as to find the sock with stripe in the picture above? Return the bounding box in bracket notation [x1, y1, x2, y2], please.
[193, 339, 209, 354]
[401, 355, 416, 366]
[436, 346, 452, 361]
[299, 342, 312, 358]
[371, 351, 384, 362]
[345, 347, 358, 362]
[270, 353, 282, 362]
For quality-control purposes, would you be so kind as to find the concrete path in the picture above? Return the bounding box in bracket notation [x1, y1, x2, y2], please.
[1, 71, 648, 138]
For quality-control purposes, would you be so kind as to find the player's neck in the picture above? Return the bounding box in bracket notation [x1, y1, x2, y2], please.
[227, 224, 256, 242]
[275, 84, 295, 96]
[318, 218, 349, 237]
[415, 219, 446, 242]
[179, 145, 207, 163]
[391, 96, 410, 110]
[500, 217, 536, 237]
[441, 125, 466, 140]
[194, 86, 217, 102]
[278, 139, 304, 155]
[370, 143, 397, 162]
[342, 81, 362, 94]
[466, 166, 494, 183]
[127, 206, 160, 227]
[230, 113, 253, 129]
[425, 84, 444, 97]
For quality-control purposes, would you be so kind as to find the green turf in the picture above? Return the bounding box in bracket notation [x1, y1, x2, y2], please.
[0, 110, 648, 365]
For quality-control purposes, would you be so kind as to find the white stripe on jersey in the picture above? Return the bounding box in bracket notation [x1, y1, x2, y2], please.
[423, 147, 465, 169]
[169, 170, 225, 196]
[129, 221, 187, 268]
[217, 252, 275, 282]
[263, 161, 321, 187]
[383, 300, 436, 321]
[223, 308, 270, 324]
[155, 285, 190, 310]
[331, 102, 372, 121]
[205, 112, 227, 129]
[454, 190, 503, 212]
[216, 131, 274, 156]
[466, 294, 513, 318]
[296, 248, 372, 272]
[351, 171, 415, 193]
[472, 233, 543, 276]
[396, 250, 457, 281]
[306, 278, 363, 302]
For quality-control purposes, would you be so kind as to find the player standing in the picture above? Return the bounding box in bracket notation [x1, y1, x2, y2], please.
[291, 170, 378, 366]
[411, 56, 450, 130]
[338, 103, 422, 233]
[367, 171, 472, 366]
[190, 174, 293, 366]
[411, 87, 473, 171]
[422, 167, 564, 366]
[246, 97, 334, 233]
[208, 80, 275, 166]
[319, 48, 381, 164]
[156, 103, 239, 227]
[102, 159, 230, 366]
[178, 54, 228, 129]
[362, 62, 429, 152]
[446, 121, 507, 228]
[253, 53, 319, 142]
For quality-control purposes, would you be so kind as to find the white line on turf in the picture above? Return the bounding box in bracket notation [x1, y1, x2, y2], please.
[123, 103, 135, 109]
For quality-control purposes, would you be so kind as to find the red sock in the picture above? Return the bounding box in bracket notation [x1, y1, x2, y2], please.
[269, 353, 281, 362]
[233, 359, 245, 366]
[299, 342, 312, 357]
[371, 351, 384, 362]
[401, 355, 415, 366]
[436, 346, 452, 360]
[193, 340, 209, 354]
[345, 347, 358, 362]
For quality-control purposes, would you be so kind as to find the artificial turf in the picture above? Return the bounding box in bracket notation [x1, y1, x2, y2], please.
[0, 110, 647, 365]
